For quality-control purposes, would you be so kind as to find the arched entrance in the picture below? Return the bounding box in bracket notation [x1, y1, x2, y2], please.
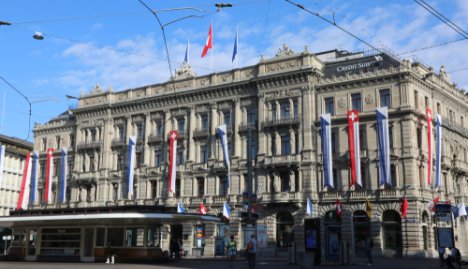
[276, 212, 294, 248]
[382, 210, 402, 256]
[353, 210, 370, 258]
[324, 210, 341, 261]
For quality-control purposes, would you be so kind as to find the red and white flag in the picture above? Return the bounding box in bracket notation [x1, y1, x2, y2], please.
[336, 199, 342, 217]
[426, 108, 432, 185]
[347, 110, 362, 187]
[168, 131, 178, 193]
[17, 152, 31, 210]
[44, 148, 54, 204]
[201, 24, 212, 58]
[199, 203, 207, 214]
[427, 196, 440, 214]
[401, 197, 408, 218]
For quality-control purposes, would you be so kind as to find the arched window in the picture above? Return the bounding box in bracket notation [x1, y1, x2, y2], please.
[382, 210, 402, 254]
[324, 210, 341, 260]
[276, 212, 294, 248]
[353, 211, 371, 258]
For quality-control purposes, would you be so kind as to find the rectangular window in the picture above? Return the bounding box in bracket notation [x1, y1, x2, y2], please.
[176, 148, 184, 165]
[69, 134, 75, 148]
[197, 177, 205, 197]
[112, 183, 119, 201]
[417, 127, 422, 150]
[201, 145, 208, 163]
[96, 228, 105, 247]
[136, 123, 144, 141]
[135, 152, 142, 168]
[281, 134, 291, 155]
[117, 154, 123, 170]
[380, 89, 391, 107]
[219, 177, 228, 196]
[414, 90, 419, 110]
[425, 96, 429, 107]
[118, 125, 125, 141]
[280, 101, 290, 119]
[293, 100, 298, 118]
[147, 227, 162, 247]
[154, 150, 162, 167]
[272, 104, 277, 121]
[324, 97, 334, 115]
[351, 93, 362, 111]
[271, 134, 277, 155]
[247, 108, 257, 125]
[201, 114, 209, 130]
[150, 180, 157, 199]
[56, 136, 61, 149]
[125, 228, 144, 247]
[91, 130, 97, 142]
[389, 126, 394, 149]
[361, 164, 367, 189]
[178, 118, 185, 133]
[359, 125, 366, 150]
[331, 129, 337, 154]
[53, 160, 59, 177]
[42, 138, 47, 151]
[108, 228, 124, 246]
[223, 112, 231, 126]
[390, 164, 397, 187]
[175, 178, 181, 198]
[156, 122, 163, 137]
[437, 102, 441, 114]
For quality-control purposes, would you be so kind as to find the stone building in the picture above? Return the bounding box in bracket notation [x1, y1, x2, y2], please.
[27, 45, 468, 261]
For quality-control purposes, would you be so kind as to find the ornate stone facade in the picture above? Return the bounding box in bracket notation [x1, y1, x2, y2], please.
[32, 47, 468, 259]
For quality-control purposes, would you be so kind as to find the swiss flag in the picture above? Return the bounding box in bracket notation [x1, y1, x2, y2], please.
[199, 203, 207, 214]
[401, 197, 408, 218]
[336, 199, 342, 217]
[201, 24, 212, 58]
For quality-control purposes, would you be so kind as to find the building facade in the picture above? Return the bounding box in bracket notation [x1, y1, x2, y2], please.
[27, 45, 468, 261]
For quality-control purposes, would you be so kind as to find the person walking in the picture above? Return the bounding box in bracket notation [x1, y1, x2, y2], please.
[227, 235, 237, 267]
[246, 234, 257, 269]
[366, 236, 374, 266]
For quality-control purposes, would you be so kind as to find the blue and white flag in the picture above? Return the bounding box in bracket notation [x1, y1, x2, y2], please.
[376, 107, 391, 186]
[30, 151, 39, 205]
[320, 114, 333, 188]
[59, 148, 68, 203]
[216, 124, 231, 187]
[435, 114, 442, 189]
[184, 38, 190, 64]
[127, 136, 137, 199]
[232, 27, 238, 63]
[306, 197, 313, 216]
[458, 202, 467, 218]
[0, 145, 5, 187]
[223, 202, 231, 219]
[177, 203, 186, 213]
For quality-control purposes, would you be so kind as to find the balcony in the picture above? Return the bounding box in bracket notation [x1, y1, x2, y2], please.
[453, 160, 468, 174]
[319, 191, 340, 201]
[264, 154, 300, 167]
[261, 192, 302, 203]
[74, 171, 99, 184]
[238, 122, 257, 133]
[262, 117, 300, 129]
[193, 162, 208, 171]
[191, 197, 204, 204]
[111, 138, 126, 148]
[441, 156, 452, 169]
[147, 164, 167, 175]
[213, 161, 227, 172]
[77, 141, 102, 150]
[147, 133, 164, 144]
[349, 190, 372, 199]
[193, 128, 210, 138]
[377, 188, 401, 200]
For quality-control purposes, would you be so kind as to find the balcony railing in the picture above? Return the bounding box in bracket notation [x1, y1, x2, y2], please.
[77, 141, 102, 150]
[261, 192, 302, 203]
[193, 162, 208, 171]
[238, 122, 257, 132]
[262, 116, 300, 128]
[193, 128, 210, 138]
[147, 133, 164, 144]
[453, 159, 468, 174]
[264, 154, 299, 166]
[111, 138, 126, 148]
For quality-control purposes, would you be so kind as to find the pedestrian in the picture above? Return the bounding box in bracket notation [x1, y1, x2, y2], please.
[106, 241, 115, 264]
[246, 234, 257, 269]
[366, 236, 374, 266]
[444, 247, 456, 269]
[227, 235, 237, 267]
[439, 247, 446, 268]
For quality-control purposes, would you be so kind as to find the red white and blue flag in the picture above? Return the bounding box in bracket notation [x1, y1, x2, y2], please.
[320, 114, 333, 188]
[44, 148, 54, 204]
[30, 151, 39, 205]
[168, 131, 178, 193]
[435, 114, 442, 189]
[127, 136, 136, 199]
[216, 124, 230, 187]
[347, 110, 361, 187]
[58, 148, 68, 203]
[376, 107, 391, 186]
[17, 152, 31, 210]
[0, 145, 5, 187]
[426, 108, 433, 185]
[201, 24, 212, 58]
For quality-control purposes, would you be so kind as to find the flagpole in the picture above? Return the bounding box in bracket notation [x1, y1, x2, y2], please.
[210, 21, 213, 73]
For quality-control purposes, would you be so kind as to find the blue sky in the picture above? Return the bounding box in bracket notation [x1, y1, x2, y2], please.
[1, 0, 467, 142]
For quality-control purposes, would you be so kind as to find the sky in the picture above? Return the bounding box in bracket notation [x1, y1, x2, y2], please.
[0, 0, 467, 142]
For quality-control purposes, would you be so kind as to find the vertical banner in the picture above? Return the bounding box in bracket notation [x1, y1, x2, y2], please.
[320, 114, 333, 188]
[17, 152, 31, 210]
[44, 148, 54, 204]
[30, 151, 39, 205]
[168, 131, 178, 193]
[426, 108, 433, 185]
[127, 136, 136, 199]
[306, 197, 313, 216]
[376, 107, 391, 186]
[223, 202, 231, 219]
[216, 124, 231, 187]
[59, 148, 68, 203]
[0, 145, 5, 187]
[435, 114, 442, 189]
[347, 110, 361, 187]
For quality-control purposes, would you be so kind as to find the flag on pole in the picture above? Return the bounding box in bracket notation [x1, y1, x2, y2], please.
[365, 200, 372, 218]
[58, 148, 68, 203]
[320, 114, 334, 188]
[306, 197, 313, 216]
[401, 197, 408, 218]
[30, 151, 39, 205]
[435, 114, 442, 189]
[127, 136, 136, 199]
[347, 110, 362, 187]
[376, 107, 391, 186]
[223, 202, 231, 219]
[336, 199, 342, 217]
[0, 145, 5, 187]
[177, 203, 186, 213]
[458, 202, 467, 218]
[168, 131, 178, 193]
[232, 27, 238, 63]
[44, 148, 54, 204]
[17, 152, 31, 210]
[200, 203, 207, 214]
[427, 196, 440, 215]
[184, 38, 190, 64]
[201, 24, 213, 58]
[426, 108, 433, 185]
[216, 124, 231, 187]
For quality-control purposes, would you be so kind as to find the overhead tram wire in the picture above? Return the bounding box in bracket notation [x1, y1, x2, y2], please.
[413, 0, 468, 39]
[285, 0, 384, 54]
[399, 37, 467, 55]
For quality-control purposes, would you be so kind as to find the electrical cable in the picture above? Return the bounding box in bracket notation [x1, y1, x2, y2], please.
[399, 37, 467, 55]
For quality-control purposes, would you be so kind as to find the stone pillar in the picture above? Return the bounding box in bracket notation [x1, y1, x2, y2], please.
[302, 87, 313, 151]
[290, 129, 296, 155]
[275, 131, 281, 155]
[258, 94, 266, 156]
[290, 170, 296, 192]
[234, 99, 242, 158]
[144, 113, 151, 165]
[210, 103, 218, 159]
[189, 108, 196, 162]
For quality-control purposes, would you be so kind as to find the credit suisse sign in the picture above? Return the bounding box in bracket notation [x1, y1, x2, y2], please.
[323, 54, 400, 77]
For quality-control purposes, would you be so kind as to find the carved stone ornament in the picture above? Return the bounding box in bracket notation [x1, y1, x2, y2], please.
[365, 94, 375, 105]
[275, 44, 295, 57]
[90, 84, 103, 95]
[174, 62, 196, 80]
[338, 97, 346, 109]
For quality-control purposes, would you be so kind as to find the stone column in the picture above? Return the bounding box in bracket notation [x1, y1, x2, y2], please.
[144, 113, 151, 165]
[258, 94, 266, 156]
[189, 108, 196, 162]
[275, 131, 281, 155]
[290, 170, 296, 192]
[210, 103, 218, 159]
[290, 129, 296, 155]
[233, 99, 242, 158]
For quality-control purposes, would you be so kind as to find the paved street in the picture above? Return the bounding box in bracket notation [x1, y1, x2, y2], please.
[0, 256, 447, 269]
